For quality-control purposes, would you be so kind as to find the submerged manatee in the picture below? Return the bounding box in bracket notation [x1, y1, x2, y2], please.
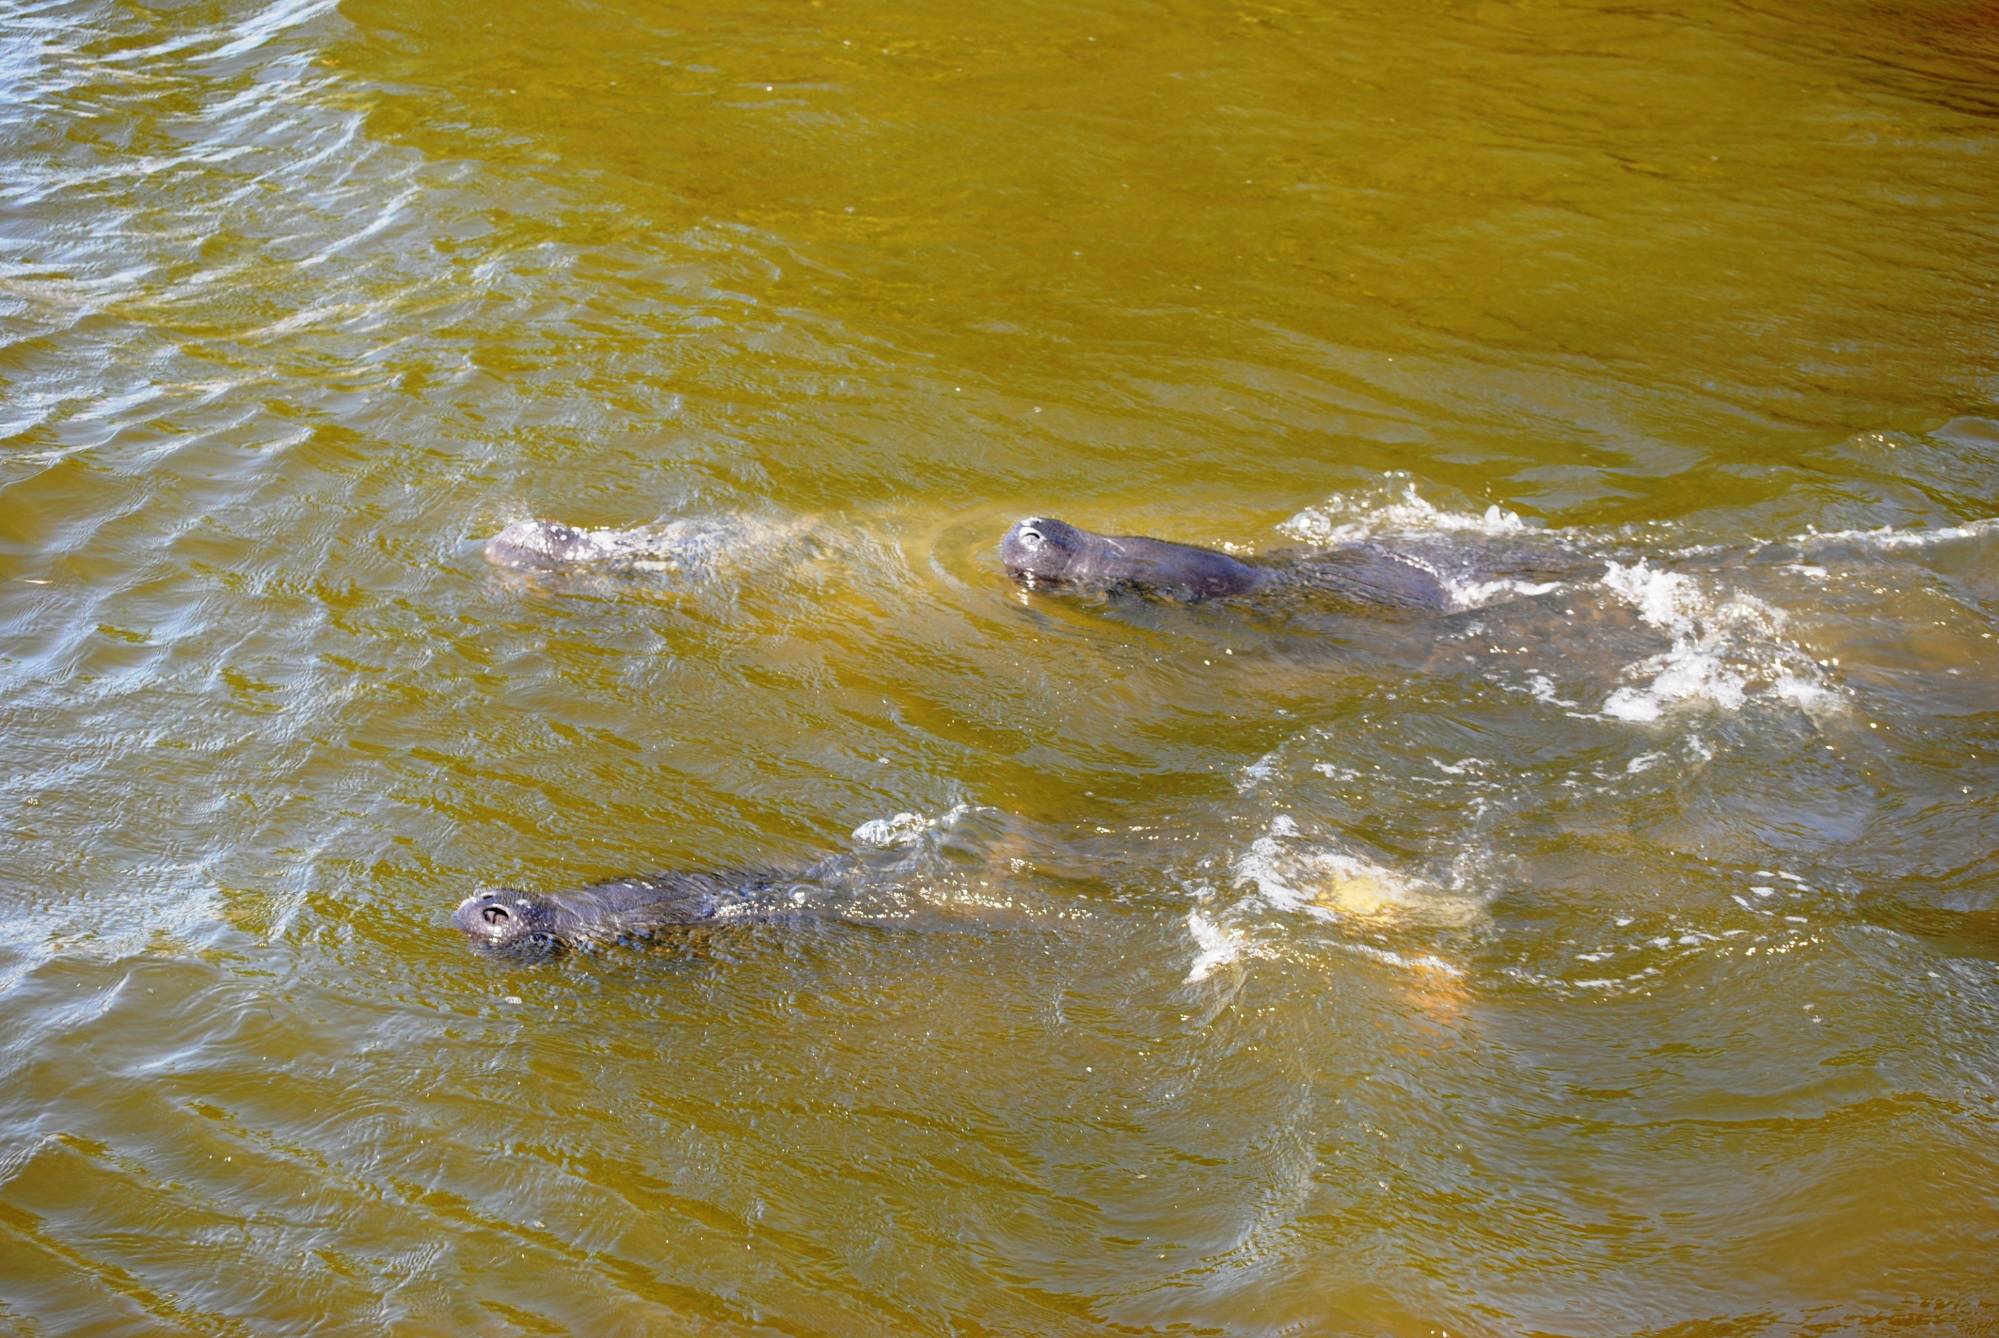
[453, 871, 780, 956]
[999, 516, 1455, 612]
[484, 519, 616, 570]
[483, 514, 763, 578]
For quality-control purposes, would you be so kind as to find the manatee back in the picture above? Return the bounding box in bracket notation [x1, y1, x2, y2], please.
[1267, 543, 1453, 612]
[486, 515, 756, 574]
[567, 870, 769, 934]
[1076, 533, 1269, 599]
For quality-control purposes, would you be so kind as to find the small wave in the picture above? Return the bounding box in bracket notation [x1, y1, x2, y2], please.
[1184, 816, 1479, 984]
[1603, 647, 1750, 722]
[851, 809, 948, 848]
[1331, 940, 1462, 976]
[1500, 868, 1844, 999]
[1799, 516, 1999, 552]
[1233, 815, 1446, 923]
[1596, 560, 1840, 723]
[1280, 479, 1536, 546]
[851, 802, 1023, 853]
[1357, 546, 1568, 613]
[1276, 480, 1575, 613]
[1184, 910, 1247, 984]
[1441, 574, 1567, 611]
[838, 804, 1085, 928]
[200, 0, 341, 64]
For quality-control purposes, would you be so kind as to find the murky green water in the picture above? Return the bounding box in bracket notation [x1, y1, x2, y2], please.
[3, 0, 1996, 1331]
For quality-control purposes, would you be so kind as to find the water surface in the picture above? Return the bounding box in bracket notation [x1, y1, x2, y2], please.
[2, 0, 1996, 1331]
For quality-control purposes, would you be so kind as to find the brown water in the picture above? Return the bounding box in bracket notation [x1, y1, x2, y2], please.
[3, 0, 1997, 1331]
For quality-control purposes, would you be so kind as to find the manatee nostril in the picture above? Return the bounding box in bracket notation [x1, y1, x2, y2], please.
[483, 904, 510, 925]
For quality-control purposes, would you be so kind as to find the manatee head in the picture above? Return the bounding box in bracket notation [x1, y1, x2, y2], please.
[999, 517, 1093, 587]
[1000, 515, 1268, 600]
[484, 519, 605, 571]
[453, 887, 567, 956]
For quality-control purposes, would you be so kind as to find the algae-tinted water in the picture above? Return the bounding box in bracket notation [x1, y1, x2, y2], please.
[2, 0, 1996, 1331]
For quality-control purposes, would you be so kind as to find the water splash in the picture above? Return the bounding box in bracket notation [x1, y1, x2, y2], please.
[1597, 560, 1840, 723]
[1279, 479, 1537, 546]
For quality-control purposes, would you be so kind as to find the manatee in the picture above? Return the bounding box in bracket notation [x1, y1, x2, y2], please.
[453, 871, 781, 956]
[483, 515, 757, 578]
[999, 516, 1456, 612]
[484, 519, 617, 570]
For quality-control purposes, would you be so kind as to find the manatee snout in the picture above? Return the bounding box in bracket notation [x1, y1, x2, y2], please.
[484, 518, 603, 571]
[453, 888, 564, 955]
[999, 516, 1087, 586]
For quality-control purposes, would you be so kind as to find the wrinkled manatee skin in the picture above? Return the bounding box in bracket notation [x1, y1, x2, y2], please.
[452, 873, 741, 955]
[999, 515, 1451, 611]
[999, 517, 1269, 599]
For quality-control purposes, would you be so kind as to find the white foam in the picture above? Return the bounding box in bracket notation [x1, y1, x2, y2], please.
[1185, 911, 1245, 983]
[1270, 479, 1576, 611]
[1180, 814, 1482, 985]
[1801, 517, 1999, 551]
[1280, 481, 1534, 546]
[852, 802, 989, 850]
[1603, 646, 1747, 722]
[1601, 560, 1710, 635]
[1231, 817, 1480, 929]
[851, 811, 931, 847]
[1526, 674, 1581, 709]
[1596, 560, 1838, 722]
[1574, 970, 1658, 990]
[1443, 575, 1566, 611]
[1771, 673, 1839, 714]
[1234, 824, 1412, 921]
[1332, 941, 1462, 976]
[1237, 752, 1280, 793]
[1351, 546, 1564, 613]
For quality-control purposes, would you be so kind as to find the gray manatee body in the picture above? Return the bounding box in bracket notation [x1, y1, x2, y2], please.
[453, 871, 783, 956]
[999, 516, 1455, 612]
[483, 515, 755, 577]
